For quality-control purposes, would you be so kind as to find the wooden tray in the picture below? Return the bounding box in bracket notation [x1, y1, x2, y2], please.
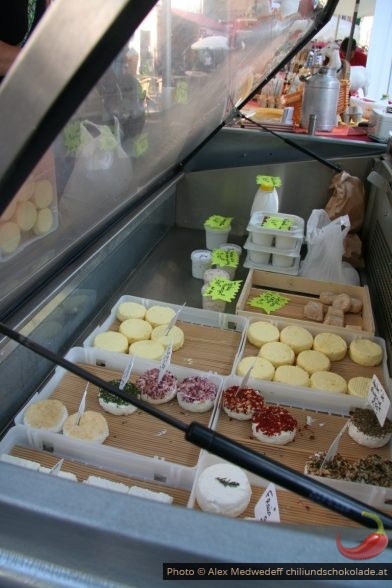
[236, 270, 375, 335]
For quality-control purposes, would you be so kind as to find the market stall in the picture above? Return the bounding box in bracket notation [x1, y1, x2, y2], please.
[0, 1, 391, 586]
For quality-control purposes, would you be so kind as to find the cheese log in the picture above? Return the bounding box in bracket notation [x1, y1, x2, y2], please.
[258, 341, 295, 367]
[296, 349, 331, 375]
[236, 356, 275, 381]
[273, 365, 310, 387]
[310, 371, 347, 394]
[129, 340, 165, 361]
[0, 198, 17, 222]
[347, 376, 372, 398]
[151, 324, 184, 351]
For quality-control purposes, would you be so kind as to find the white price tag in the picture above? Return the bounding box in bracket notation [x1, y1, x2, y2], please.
[320, 421, 348, 470]
[49, 458, 64, 476]
[165, 302, 186, 335]
[76, 383, 88, 425]
[119, 355, 135, 390]
[157, 343, 173, 383]
[254, 483, 280, 523]
[368, 374, 390, 427]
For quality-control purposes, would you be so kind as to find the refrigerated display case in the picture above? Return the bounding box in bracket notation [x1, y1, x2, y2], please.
[0, 1, 391, 586]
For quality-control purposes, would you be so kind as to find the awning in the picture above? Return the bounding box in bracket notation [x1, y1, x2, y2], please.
[172, 7, 226, 32]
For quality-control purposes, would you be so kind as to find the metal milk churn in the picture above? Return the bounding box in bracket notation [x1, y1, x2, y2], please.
[301, 67, 340, 132]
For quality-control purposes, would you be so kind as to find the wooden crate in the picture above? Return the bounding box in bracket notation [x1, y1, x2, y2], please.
[236, 269, 375, 335]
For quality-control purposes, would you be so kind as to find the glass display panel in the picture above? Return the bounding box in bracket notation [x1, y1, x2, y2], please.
[0, 0, 320, 311]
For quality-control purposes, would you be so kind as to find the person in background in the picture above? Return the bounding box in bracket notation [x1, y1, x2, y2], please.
[0, 0, 50, 84]
[339, 37, 367, 67]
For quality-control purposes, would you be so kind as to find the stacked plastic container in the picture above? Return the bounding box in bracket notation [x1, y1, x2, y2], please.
[244, 211, 304, 274]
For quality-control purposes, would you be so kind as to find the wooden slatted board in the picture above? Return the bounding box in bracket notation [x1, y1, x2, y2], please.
[48, 362, 214, 467]
[10, 446, 190, 508]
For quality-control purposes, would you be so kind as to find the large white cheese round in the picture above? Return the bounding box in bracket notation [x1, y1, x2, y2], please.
[196, 463, 251, 517]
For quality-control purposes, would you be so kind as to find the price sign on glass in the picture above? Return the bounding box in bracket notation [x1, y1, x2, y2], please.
[249, 291, 290, 314]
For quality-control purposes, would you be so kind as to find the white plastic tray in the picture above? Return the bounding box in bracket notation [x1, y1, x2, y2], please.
[233, 316, 391, 414]
[14, 347, 224, 472]
[0, 425, 196, 492]
[83, 295, 248, 375]
[243, 236, 302, 257]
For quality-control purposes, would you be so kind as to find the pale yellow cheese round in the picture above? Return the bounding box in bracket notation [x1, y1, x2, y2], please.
[119, 318, 152, 343]
[247, 321, 280, 347]
[23, 399, 68, 432]
[151, 324, 185, 351]
[63, 410, 109, 443]
[0, 198, 17, 222]
[116, 301, 146, 321]
[14, 200, 37, 231]
[129, 340, 165, 360]
[0, 221, 21, 253]
[236, 356, 275, 381]
[348, 376, 372, 398]
[258, 341, 295, 367]
[93, 331, 129, 353]
[349, 338, 383, 367]
[33, 208, 54, 235]
[274, 365, 310, 387]
[145, 305, 176, 327]
[16, 178, 34, 202]
[32, 179, 54, 209]
[296, 349, 331, 375]
[313, 332, 347, 361]
[279, 325, 313, 354]
[310, 371, 347, 394]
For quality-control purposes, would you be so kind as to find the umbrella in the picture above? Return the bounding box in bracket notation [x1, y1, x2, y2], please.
[333, 0, 376, 63]
[333, 0, 375, 18]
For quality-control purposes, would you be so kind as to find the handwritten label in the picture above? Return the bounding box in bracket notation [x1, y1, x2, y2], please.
[119, 355, 135, 390]
[249, 291, 290, 314]
[175, 80, 188, 104]
[254, 483, 280, 522]
[368, 374, 390, 427]
[157, 343, 173, 383]
[256, 175, 282, 188]
[134, 133, 149, 157]
[211, 249, 239, 269]
[204, 215, 233, 230]
[262, 216, 294, 231]
[203, 278, 242, 302]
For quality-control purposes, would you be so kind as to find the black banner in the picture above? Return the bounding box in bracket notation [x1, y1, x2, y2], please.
[163, 563, 392, 580]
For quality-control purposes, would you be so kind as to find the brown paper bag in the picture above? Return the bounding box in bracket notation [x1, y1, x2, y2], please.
[325, 171, 366, 233]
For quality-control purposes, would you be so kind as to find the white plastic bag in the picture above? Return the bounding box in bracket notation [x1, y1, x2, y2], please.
[300, 209, 356, 284]
[61, 117, 133, 208]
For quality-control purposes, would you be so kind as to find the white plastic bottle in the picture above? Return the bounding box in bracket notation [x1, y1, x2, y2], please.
[250, 175, 280, 216]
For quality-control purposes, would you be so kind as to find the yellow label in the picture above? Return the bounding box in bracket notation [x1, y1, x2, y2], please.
[256, 175, 281, 188]
[203, 278, 242, 302]
[262, 216, 294, 231]
[211, 249, 239, 268]
[204, 215, 233, 229]
[249, 291, 290, 314]
[175, 80, 188, 104]
[134, 133, 149, 157]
